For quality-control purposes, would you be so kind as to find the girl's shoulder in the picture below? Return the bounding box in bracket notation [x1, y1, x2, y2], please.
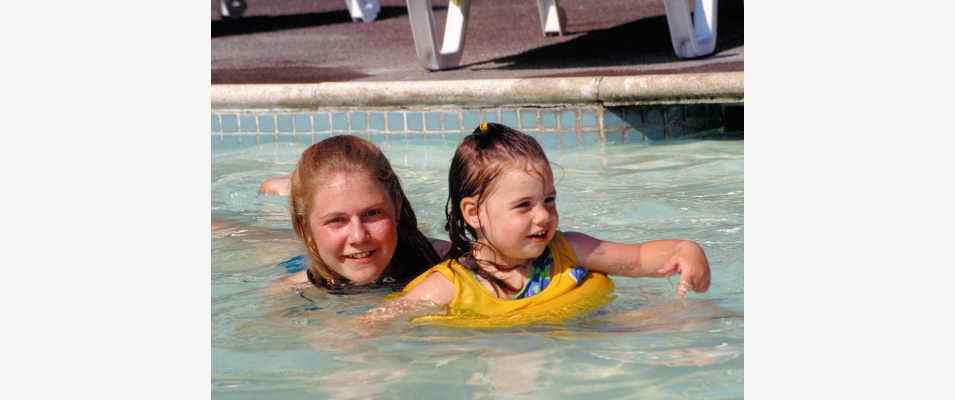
[559, 230, 601, 257]
[266, 270, 310, 295]
[549, 230, 591, 265]
[398, 260, 457, 305]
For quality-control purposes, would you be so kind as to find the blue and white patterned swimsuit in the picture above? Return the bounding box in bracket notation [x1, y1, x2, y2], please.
[513, 247, 588, 299]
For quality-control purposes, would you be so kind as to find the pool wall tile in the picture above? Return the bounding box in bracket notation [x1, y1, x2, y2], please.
[462, 111, 482, 130]
[577, 132, 601, 146]
[625, 130, 645, 142]
[559, 111, 576, 131]
[212, 104, 740, 141]
[580, 110, 597, 128]
[369, 112, 385, 131]
[387, 112, 405, 131]
[222, 133, 242, 147]
[541, 112, 557, 129]
[644, 108, 663, 126]
[642, 125, 667, 142]
[603, 109, 624, 130]
[257, 133, 275, 144]
[275, 134, 296, 143]
[351, 111, 367, 131]
[444, 131, 465, 143]
[532, 132, 554, 148]
[258, 115, 275, 133]
[681, 104, 723, 134]
[276, 114, 293, 133]
[313, 113, 330, 132]
[663, 106, 685, 138]
[406, 112, 423, 131]
[443, 112, 461, 130]
[501, 110, 518, 127]
[294, 114, 312, 133]
[606, 132, 624, 144]
[484, 110, 500, 123]
[519, 110, 537, 130]
[240, 115, 258, 133]
[220, 114, 239, 133]
[312, 132, 332, 143]
[332, 112, 348, 131]
[425, 112, 442, 131]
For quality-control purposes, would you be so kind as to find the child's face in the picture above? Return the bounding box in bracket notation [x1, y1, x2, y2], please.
[469, 162, 558, 265]
[307, 172, 398, 284]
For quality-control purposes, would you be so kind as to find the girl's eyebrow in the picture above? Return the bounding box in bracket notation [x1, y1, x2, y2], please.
[316, 211, 346, 221]
[316, 202, 389, 220]
[510, 196, 533, 205]
[509, 191, 557, 205]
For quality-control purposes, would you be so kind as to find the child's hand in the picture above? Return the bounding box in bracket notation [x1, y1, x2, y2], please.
[258, 175, 291, 196]
[656, 241, 710, 298]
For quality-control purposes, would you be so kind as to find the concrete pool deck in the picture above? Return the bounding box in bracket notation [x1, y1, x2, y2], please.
[211, 0, 743, 108]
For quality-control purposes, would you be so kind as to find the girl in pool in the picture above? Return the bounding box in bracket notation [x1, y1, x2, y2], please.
[374, 122, 710, 321]
[271, 135, 449, 294]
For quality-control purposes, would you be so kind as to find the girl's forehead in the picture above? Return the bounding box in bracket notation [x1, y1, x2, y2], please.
[486, 160, 554, 193]
[310, 171, 391, 208]
[507, 160, 552, 180]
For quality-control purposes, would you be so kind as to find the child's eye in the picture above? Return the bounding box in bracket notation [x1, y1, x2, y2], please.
[514, 201, 531, 209]
[325, 217, 347, 226]
[545, 196, 556, 204]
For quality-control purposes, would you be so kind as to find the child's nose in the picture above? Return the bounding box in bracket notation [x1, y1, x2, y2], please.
[347, 217, 370, 242]
[532, 204, 553, 224]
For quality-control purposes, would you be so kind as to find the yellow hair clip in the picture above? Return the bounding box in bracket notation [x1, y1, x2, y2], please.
[479, 122, 489, 133]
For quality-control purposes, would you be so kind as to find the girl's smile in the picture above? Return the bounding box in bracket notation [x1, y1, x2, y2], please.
[465, 161, 558, 268]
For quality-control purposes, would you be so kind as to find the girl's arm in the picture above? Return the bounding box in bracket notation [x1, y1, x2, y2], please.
[361, 272, 455, 322]
[259, 175, 291, 196]
[564, 231, 710, 297]
[266, 270, 309, 295]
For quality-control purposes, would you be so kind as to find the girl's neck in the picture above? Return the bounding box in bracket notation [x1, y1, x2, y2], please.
[466, 242, 533, 297]
[470, 241, 531, 272]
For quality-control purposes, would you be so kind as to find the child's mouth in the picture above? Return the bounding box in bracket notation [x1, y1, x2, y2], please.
[527, 231, 548, 241]
[343, 250, 376, 261]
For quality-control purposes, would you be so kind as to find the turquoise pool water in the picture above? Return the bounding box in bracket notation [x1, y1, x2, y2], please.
[212, 132, 743, 399]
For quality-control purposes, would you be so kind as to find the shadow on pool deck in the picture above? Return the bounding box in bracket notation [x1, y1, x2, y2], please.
[211, 0, 743, 84]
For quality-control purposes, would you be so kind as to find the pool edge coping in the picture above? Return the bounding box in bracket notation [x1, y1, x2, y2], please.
[210, 72, 743, 110]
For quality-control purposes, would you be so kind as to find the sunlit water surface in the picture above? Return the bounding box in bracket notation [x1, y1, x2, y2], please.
[212, 134, 743, 399]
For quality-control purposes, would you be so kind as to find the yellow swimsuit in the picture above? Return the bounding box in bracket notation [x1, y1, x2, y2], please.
[398, 231, 615, 328]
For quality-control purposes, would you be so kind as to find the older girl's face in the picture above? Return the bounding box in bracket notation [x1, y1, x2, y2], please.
[308, 172, 398, 285]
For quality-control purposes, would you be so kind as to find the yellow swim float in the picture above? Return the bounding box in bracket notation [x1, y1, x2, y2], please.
[396, 232, 615, 328]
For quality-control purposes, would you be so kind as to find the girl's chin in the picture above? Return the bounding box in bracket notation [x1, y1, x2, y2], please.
[340, 264, 387, 284]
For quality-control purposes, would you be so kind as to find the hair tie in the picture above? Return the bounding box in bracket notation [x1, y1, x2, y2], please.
[478, 122, 489, 133]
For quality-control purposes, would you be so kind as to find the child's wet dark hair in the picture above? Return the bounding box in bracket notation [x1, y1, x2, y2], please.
[443, 122, 552, 265]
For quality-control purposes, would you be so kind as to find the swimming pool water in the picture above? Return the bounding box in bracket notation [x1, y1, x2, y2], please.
[212, 134, 743, 399]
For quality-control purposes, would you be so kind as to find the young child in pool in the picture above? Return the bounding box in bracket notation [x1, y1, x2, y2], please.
[371, 122, 710, 322]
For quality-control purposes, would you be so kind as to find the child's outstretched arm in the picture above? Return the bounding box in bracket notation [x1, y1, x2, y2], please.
[564, 231, 710, 297]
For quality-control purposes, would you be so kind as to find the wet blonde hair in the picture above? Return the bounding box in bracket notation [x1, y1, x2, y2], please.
[289, 135, 440, 290]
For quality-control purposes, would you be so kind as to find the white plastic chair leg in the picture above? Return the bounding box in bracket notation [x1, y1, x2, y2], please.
[406, 0, 471, 70]
[345, 0, 381, 23]
[662, 0, 718, 58]
[220, 0, 247, 19]
[536, 0, 564, 36]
